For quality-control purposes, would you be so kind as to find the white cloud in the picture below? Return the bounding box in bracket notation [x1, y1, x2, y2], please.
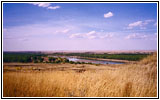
[88, 35, 96, 39]
[30, 3, 51, 7]
[3, 23, 73, 41]
[69, 33, 83, 38]
[86, 31, 96, 36]
[100, 33, 113, 39]
[143, 19, 154, 25]
[47, 6, 60, 10]
[125, 33, 147, 39]
[62, 29, 70, 33]
[30, 3, 60, 10]
[104, 12, 113, 18]
[69, 31, 97, 39]
[127, 19, 155, 29]
[55, 29, 70, 34]
[86, 31, 98, 39]
[69, 31, 114, 39]
[127, 21, 142, 29]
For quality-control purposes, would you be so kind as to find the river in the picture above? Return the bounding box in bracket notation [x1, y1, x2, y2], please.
[66, 57, 124, 64]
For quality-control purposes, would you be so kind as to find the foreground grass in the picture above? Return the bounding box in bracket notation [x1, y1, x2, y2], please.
[3, 53, 157, 97]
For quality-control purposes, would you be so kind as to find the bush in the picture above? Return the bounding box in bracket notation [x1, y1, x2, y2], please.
[16, 67, 22, 70]
[33, 60, 37, 63]
[69, 61, 74, 64]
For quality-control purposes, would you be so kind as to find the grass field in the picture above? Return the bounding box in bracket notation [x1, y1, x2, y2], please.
[3, 52, 157, 97]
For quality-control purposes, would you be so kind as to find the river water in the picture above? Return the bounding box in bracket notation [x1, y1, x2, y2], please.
[66, 57, 124, 64]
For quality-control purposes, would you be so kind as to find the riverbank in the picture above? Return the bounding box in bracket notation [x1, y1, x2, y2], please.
[63, 56, 136, 63]
[80, 57, 136, 63]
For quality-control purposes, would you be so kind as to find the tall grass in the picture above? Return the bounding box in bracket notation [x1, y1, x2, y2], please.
[3, 53, 157, 97]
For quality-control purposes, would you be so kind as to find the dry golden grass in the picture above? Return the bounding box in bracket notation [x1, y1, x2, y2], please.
[3, 53, 157, 97]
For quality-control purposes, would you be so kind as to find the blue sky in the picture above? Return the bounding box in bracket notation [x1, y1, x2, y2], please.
[3, 3, 157, 51]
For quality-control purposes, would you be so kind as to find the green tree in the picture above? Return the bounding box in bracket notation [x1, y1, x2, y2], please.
[49, 57, 53, 62]
[39, 58, 44, 62]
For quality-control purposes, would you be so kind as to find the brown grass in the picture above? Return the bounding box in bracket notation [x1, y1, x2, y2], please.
[3, 53, 157, 97]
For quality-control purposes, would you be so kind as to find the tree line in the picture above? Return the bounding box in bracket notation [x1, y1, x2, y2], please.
[3, 52, 70, 63]
[51, 53, 149, 61]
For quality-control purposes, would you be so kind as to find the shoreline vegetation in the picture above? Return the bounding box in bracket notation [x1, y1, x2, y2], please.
[3, 51, 151, 64]
[65, 56, 135, 63]
[3, 52, 157, 97]
[51, 52, 150, 61]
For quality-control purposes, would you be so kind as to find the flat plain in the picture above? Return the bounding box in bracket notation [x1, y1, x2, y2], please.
[3, 52, 157, 97]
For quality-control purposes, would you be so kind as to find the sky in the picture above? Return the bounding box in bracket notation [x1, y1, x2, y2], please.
[3, 3, 157, 51]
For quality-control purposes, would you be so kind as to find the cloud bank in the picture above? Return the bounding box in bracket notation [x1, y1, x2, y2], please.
[127, 19, 154, 29]
[69, 31, 114, 39]
[30, 3, 60, 10]
[125, 33, 147, 39]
